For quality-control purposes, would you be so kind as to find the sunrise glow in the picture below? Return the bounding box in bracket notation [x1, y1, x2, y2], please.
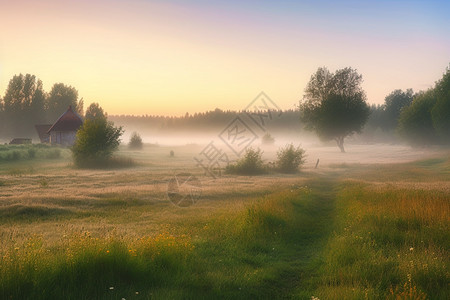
[1, 0, 449, 116]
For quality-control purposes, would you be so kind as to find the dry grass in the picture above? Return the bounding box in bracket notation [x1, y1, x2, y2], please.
[0, 143, 448, 298]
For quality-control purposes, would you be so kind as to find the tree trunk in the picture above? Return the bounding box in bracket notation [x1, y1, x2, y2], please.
[335, 137, 345, 153]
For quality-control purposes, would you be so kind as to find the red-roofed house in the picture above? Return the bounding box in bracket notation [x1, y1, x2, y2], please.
[47, 106, 83, 146]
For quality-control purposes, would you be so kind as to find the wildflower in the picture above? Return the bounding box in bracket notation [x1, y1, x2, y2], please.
[409, 247, 414, 251]
[135, 292, 139, 295]
[109, 287, 114, 290]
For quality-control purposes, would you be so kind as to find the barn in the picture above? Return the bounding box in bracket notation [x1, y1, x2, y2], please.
[47, 106, 83, 146]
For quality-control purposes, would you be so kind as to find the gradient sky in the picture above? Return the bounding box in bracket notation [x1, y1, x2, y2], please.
[1, 0, 449, 116]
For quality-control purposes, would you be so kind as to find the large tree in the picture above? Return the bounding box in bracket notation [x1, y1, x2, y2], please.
[47, 83, 82, 121]
[84, 102, 106, 121]
[397, 90, 438, 145]
[2, 74, 46, 137]
[381, 89, 414, 131]
[300, 67, 370, 152]
[398, 65, 450, 145]
[431, 66, 450, 141]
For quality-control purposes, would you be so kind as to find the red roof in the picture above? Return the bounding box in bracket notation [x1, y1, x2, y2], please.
[47, 106, 83, 133]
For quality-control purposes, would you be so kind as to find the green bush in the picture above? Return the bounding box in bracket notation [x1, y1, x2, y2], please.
[276, 144, 306, 173]
[72, 118, 123, 168]
[27, 148, 36, 159]
[128, 132, 143, 150]
[11, 150, 20, 161]
[45, 148, 61, 159]
[261, 133, 275, 145]
[226, 147, 267, 175]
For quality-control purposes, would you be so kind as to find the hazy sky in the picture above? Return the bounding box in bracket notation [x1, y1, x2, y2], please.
[1, 0, 449, 116]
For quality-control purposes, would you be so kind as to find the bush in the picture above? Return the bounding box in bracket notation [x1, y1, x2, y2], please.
[11, 150, 20, 161]
[45, 148, 61, 159]
[276, 144, 306, 173]
[128, 132, 143, 150]
[261, 133, 275, 145]
[226, 147, 267, 175]
[27, 148, 36, 159]
[72, 118, 123, 168]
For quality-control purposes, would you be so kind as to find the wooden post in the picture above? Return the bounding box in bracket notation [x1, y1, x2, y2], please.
[315, 158, 320, 169]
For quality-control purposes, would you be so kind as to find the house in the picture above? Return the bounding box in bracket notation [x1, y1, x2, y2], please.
[46, 106, 83, 146]
[35, 124, 52, 143]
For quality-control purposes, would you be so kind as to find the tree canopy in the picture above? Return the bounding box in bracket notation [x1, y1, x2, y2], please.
[2, 74, 46, 136]
[300, 67, 370, 152]
[47, 83, 81, 121]
[398, 65, 450, 145]
[431, 67, 450, 141]
[381, 89, 414, 131]
[85, 102, 106, 121]
[72, 109, 123, 167]
[0, 74, 85, 139]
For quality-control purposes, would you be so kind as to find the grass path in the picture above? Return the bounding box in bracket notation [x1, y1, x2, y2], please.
[181, 176, 340, 299]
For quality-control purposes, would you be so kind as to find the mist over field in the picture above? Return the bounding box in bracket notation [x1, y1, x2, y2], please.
[1, 0, 449, 298]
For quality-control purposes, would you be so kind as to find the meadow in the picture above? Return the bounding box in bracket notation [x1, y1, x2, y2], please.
[0, 143, 448, 299]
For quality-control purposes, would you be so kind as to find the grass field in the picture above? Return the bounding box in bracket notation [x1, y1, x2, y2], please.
[0, 144, 448, 299]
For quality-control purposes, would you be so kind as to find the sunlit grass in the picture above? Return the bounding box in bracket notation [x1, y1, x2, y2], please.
[316, 182, 449, 299]
[0, 145, 448, 298]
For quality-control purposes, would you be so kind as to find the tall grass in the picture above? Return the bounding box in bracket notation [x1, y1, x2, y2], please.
[316, 183, 449, 299]
[0, 183, 334, 299]
[0, 144, 63, 162]
[0, 232, 194, 299]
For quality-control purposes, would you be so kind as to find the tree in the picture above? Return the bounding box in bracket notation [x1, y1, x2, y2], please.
[47, 83, 81, 121]
[128, 132, 143, 149]
[431, 66, 450, 142]
[398, 65, 449, 146]
[72, 104, 123, 167]
[397, 90, 438, 145]
[85, 102, 106, 121]
[2, 74, 46, 136]
[300, 67, 370, 152]
[381, 89, 414, 131]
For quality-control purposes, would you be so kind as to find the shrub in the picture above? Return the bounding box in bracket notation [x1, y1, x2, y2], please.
[11, 150, 20, 161]
[128, 132, 143, 150]
[72, 118, 123, 168]
[226, 147, 267, 175]
[261, 133, 275, 145]
[276, 144, 306, 173]
[27, 148, 36, 159]
[45, 148, 61, 159]
[170, 150, 174, 157]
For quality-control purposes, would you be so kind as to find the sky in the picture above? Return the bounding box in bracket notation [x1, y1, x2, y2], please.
[1, 0, 449, 116]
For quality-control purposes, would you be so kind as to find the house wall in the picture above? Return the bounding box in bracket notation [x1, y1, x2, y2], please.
[49, 131, 77, 146]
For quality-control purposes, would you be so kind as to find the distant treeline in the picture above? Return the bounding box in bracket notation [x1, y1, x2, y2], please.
[109, 109, 303, 136]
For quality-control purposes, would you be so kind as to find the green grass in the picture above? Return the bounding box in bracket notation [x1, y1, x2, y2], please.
[0, 144, 65, 162]
[0, 145, 448, 299]
[0, 181, 337, 299]
[314, 182, 449, 299]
